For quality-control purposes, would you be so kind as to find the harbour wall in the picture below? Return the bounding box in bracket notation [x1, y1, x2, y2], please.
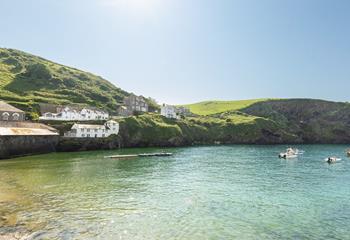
[0, 135, 60, 159]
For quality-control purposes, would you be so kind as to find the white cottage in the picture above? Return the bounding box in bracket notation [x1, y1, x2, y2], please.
[64, 120, 119, 138]
[40, 106, 109, 121]
[161, 105, 179, 119]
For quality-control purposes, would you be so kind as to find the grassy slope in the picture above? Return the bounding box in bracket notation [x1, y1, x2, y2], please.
[116, 99, 350, 146]
[115, 113, 298, 146]
[184, 99, 271, 115]
[0, 48, 129, 116]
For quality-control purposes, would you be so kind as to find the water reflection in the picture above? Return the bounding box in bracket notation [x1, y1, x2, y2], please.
[0, 145, 350, 239]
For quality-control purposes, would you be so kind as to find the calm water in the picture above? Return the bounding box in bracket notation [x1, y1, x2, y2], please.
[1, 145, 350, 239]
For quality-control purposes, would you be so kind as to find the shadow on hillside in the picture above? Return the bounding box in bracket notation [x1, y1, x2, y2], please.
[4, 75, 59, 93]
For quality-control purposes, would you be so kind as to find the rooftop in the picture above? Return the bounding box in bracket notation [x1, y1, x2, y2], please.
[0, 101, 24, 113]
[72, 124, 105, 129]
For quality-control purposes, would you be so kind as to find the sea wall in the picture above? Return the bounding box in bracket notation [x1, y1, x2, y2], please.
[0, 135, 60, 159]
[56, 136, 121, 152]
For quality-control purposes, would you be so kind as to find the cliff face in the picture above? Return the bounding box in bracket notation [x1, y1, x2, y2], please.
[116, 114, 300, 147]
[115, 99, 350, 147]
[241, 99, 350, 143]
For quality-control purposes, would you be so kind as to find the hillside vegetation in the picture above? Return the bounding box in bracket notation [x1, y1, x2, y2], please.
[57, 113, 298, 151]
[0, 48, 129, 116]
[114, 99, 350, 146]
[184, 99, 270, 115]
[1, 48, 350, 145]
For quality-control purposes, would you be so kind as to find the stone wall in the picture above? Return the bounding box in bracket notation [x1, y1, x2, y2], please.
[56, 136, 121, 152]
[0, 135, 60, 159]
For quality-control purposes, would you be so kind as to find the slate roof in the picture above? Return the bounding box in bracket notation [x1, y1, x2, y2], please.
[0, 101, 24, 113]
[72, 124, 105, 129]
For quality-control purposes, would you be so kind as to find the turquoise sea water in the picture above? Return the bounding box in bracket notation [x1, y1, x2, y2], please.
[1, 145, 350, 239]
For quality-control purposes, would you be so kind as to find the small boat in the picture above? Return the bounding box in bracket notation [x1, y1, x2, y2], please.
[325, 157, 341, 164]
[346, 149, 350, 157]
[278, 147, 302, 159]
[279, 152, 298, 159]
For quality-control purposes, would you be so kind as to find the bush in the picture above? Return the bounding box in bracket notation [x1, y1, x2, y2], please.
[23, 63, 52, 80]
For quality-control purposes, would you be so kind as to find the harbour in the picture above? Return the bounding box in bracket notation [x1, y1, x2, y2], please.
[1, 145, 350, 239]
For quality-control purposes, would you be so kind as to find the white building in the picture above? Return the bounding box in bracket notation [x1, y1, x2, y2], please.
[39, 106, 109, 121]
[64, 120, 119, 138]
[161, 105, 180, 119]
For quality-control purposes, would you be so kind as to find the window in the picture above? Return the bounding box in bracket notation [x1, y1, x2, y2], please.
[87, 134, 90, 137]
[12, 113, 20, 121]
[81, 129, 84, 132]
[2, 112, 9, 121]
[94, 129, 98, 132]
[87, 129, 90, 132]
[82, 134, 85, 137]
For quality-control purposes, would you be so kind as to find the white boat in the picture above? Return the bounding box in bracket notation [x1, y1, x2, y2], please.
[278, 147, 303, 159]
[325, 157, 341, 164]
[279, 152, 298, 159]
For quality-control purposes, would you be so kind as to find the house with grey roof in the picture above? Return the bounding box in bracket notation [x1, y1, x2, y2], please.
[118, 94, 149, 116]
[0, 101, 25, 122]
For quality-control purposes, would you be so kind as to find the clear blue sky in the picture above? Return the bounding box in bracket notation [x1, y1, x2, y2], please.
[1, 0, 349, 104]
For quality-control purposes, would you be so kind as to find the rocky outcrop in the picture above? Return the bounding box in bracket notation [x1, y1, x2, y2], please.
[241, 99, 350, 143]
[56, 136, 121, 152]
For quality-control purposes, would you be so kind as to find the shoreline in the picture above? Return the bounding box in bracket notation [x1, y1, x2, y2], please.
[1, 140, 349, 161]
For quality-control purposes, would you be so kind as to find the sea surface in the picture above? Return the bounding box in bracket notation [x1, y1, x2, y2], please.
[1, 145, 350, 239]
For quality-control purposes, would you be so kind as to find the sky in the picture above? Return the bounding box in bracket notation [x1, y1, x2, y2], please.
[0, 0, 350, 104]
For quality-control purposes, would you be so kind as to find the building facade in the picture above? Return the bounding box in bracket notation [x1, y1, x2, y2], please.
[64, 120, 119, 138]
[39, 105, 109, 121]
[117, 106, 133, 117]
[123, 95, 149, 112]
[0, 101, 25, 122]
[176, 106, 191, 117]
[160, 104, 191, 119]
[161, 105, 179, 119]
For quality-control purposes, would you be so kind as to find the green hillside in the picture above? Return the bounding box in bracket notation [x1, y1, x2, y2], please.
[184, 99, 271, 115]
[0, 48, 130, 117]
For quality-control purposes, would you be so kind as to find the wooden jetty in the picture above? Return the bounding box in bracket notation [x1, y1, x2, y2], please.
[105, 152, 173, 159]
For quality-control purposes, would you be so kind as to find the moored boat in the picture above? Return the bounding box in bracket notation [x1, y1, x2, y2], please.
[279, 152, 298, 159]
[325, 157, 341, 164]
[278, 147, 302, 159]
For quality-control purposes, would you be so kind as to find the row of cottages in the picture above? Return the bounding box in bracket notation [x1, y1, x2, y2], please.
[64, 120, 119, 138]
[0, 101, 25, 121]
[161, 104, 191, 119]
[117, 94, 149, 117]
[39, 104, 109, 121]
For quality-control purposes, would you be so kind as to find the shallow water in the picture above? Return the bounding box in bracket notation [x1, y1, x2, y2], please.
[1, 145, 350, 239]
